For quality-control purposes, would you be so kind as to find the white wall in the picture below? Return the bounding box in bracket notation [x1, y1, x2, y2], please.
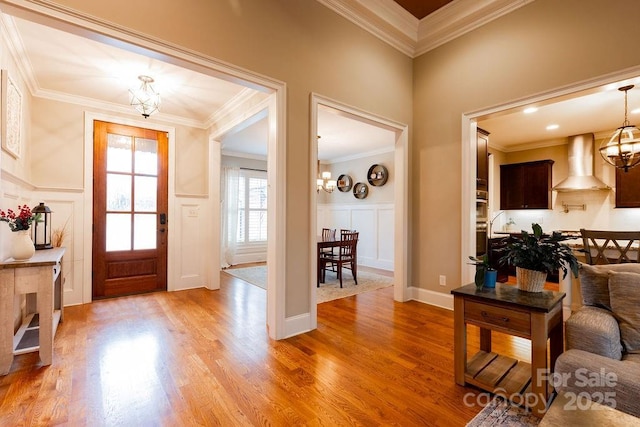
[317, 151, 395, 271]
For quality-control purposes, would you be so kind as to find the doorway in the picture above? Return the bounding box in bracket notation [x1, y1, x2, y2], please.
[310, 94, 409, 329]
[92, 120, 168, 298]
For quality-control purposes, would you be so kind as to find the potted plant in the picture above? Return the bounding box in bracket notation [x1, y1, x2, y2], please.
[468, 254, 497, 290]
[499, 223, 579, 292]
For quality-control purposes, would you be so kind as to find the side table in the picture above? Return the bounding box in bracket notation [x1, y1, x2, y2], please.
[451, 282, 565, 418]
[0, 248, 65, 374]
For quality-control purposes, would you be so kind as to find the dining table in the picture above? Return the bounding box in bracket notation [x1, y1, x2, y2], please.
[317, 236, 357, 285]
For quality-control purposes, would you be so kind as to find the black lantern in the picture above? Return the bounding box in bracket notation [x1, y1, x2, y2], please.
[32, 203, 52, 250]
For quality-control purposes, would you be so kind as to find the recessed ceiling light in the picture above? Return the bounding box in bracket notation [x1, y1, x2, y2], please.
[546, 124, 559, 130]
[524, 107, 538, 114]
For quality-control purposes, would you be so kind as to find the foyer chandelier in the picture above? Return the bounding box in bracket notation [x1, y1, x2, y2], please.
[599, 85, 640, 172]
[129, 75, 161, 118]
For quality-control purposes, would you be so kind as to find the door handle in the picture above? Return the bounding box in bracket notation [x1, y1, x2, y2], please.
[159, 228, 166, 233]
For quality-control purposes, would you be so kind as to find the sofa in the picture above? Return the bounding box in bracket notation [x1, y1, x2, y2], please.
[555, 262, 640, 418]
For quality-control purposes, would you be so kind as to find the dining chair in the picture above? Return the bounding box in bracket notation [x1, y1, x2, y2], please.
[579, 229, 640, 264]
[320, 231, 359, 288]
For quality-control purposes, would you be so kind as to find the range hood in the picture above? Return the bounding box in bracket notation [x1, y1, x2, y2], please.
[552, 133, 611, 192]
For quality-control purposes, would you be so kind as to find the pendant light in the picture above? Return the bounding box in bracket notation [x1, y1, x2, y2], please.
[129, 75, 161, 118]
[599, 85, 640, 172]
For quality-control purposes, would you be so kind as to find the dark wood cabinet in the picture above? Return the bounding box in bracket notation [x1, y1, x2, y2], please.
[477, 128, 489, 191]
[616, 165, 640, 207]
[500, 160, 554, 210]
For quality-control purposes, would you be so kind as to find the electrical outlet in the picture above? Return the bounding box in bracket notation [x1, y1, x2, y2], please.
[439, 275, 446, 286]
[537, 217, 544, 224]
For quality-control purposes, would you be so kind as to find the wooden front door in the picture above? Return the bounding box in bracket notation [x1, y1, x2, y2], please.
[92, 121, 168, 299]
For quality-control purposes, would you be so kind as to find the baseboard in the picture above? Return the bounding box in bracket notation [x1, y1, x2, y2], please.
[284, 312, 313, 338]
[409, 286, 453, 311]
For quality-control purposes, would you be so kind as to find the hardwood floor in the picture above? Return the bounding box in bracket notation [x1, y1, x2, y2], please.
[0, 275, 536, 426]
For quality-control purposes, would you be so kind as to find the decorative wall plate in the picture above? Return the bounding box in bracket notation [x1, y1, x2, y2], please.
[353, 182, 368, 199]
[367, 164, 388, 186]
[337, 174, 353, 192]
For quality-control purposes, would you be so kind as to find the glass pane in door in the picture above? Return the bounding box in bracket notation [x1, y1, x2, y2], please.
[107, 134, 132, 173]
[135, 138, 158, 175]
[106, 213, 131, 251]
[134, 214, 156, 250]
[107, 174, 132, 211]
[134, 176, 157, 211]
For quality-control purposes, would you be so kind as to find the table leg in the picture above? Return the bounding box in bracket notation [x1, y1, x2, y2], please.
[0, 270, 14, 375]
[453, 296, 466, 386]
[480, 328, 492, 353]
[549, 306, 564, 375]
[530, 311, 550, 418]
[37, 267, 54, 366]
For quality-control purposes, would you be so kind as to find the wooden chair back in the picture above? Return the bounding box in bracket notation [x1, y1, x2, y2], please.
[322, 228, 336, 241]
[339, 231, 358, 259]
[579, 229, 640, 264]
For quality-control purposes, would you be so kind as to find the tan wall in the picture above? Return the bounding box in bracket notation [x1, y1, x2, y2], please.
[413, 0, 640, 293]
[36, 0, 413, 316]
[30, 98, 210, 195]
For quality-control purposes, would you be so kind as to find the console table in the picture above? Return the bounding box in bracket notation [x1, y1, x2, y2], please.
[451, 282, 565, 418]
[0, 248, 65, 374]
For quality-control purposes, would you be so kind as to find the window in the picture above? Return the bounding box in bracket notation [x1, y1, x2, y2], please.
[236, 169, 267, 243]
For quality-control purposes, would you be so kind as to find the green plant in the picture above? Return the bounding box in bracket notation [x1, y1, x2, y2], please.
[499, 223, 579, 279]
[468, 254, 495, 288]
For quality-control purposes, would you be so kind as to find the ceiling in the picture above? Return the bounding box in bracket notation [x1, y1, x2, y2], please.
[392, 0, 455, 20]
[3, 6, 638, 163]
[4, 13, 394, 163]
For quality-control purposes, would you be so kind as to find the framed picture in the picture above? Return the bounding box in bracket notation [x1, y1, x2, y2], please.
[1, 70, 22, 159]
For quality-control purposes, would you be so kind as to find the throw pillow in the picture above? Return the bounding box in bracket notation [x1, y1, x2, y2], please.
[579, 263, 640, 310]
[608, 271, 640, 354]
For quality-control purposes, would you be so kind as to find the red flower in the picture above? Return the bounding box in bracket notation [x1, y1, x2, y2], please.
[0, 205, 39, 232]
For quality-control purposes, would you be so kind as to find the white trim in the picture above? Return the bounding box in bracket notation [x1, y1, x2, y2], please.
[310, 93, 410, 325]
[83, 112, 177, 302]
[316, 0, 532, 58]
[409, 286, 454, 311]
[284, 313, 313, 339]
[208, 134, 221, 291]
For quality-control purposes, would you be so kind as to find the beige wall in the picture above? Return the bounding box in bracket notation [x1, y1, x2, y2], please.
[37, 0, 413, 317]
[30, 98, 209, 195]
[413, 0, 640, 293]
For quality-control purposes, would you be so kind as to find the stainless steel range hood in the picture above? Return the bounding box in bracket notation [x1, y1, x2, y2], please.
[552, 133, 611, 192]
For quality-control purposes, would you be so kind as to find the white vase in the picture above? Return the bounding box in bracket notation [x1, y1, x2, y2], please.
[11, 230, 35, 261]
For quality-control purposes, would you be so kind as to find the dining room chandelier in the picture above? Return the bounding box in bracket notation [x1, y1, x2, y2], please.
[599, 84, 640, 172]
[129, 75, 161, 118]
[317, 170, 337, 193]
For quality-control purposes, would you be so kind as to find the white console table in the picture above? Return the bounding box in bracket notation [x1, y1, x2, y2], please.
[0, 247, 65, 374]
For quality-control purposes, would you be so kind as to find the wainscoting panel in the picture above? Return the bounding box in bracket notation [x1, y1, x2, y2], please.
[30, 192, 84, 306]
[177, 201, 206, 290]
[318, 203, 394, 271]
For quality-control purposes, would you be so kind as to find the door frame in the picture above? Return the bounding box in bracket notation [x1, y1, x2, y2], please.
[10, 1, 288, 339]
[310, 93, 410, 329]
[84, 113, 177, 295]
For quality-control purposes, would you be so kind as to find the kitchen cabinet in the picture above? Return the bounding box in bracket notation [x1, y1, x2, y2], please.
[476, 128, 489, 191]
[615, 165, 640, 207]
[500, 160, 554, 210]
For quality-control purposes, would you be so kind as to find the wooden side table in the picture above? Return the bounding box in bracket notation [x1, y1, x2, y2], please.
[0, 248, 65, 374]
[451, 283, 565, 418]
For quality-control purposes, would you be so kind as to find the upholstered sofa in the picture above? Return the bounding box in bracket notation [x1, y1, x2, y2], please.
[555, 263, 640, 418]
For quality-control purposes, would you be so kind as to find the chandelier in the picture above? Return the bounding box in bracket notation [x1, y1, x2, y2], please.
[129, 75, 161, 118]
[599, 85, 640, 172]
[317, 170, 336, 193]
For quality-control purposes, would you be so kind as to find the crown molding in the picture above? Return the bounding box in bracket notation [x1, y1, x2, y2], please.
[317, 0, 533, 58]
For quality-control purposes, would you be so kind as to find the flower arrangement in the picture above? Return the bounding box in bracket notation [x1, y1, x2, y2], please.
[0, 205, 40, 232]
